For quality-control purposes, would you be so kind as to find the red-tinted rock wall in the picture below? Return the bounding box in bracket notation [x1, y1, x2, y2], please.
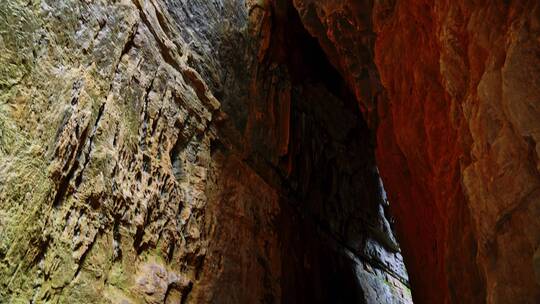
[294, 0, 540, 303]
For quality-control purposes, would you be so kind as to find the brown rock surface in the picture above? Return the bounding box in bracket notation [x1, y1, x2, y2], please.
[0, 0, 411, 303]
[3, 0, 539, 303]
[294, 0, 540, 303]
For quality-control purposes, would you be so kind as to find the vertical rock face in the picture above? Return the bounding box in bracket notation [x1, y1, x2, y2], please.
[294, 0, 540, 303]
[4, 0, 538, 303]
[0, 0, 411, 303]
[1, 1, 222, 302]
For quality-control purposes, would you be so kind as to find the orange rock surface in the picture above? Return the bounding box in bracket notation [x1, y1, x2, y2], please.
[295, 0, 540, 303]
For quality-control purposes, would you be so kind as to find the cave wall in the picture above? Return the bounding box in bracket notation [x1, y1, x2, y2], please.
[0, 0, 411, 303]
[3, 0, 538, 303]
[293, 0, 540, 303]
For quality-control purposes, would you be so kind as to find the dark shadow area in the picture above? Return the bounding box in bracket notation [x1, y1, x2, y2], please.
[167, 0, 414, 301]
[266, 1, 412, 303]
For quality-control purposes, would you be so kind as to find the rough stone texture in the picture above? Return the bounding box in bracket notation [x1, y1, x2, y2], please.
[0, 0, 411, 303]
[1, 1, 220, 302]
[294, 0, 540, 303]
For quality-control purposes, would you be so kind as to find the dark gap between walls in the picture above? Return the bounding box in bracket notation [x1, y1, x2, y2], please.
[261, 1, 413, 303]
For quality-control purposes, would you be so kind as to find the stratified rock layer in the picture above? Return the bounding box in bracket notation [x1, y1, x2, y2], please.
[0, 0, 411, 303]
[294, 0, 540, 303]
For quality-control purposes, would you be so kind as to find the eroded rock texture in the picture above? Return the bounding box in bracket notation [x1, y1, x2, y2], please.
[294, 0, 540, 303]
[4, 0, 538, 303]
[0, 0, 411, 303]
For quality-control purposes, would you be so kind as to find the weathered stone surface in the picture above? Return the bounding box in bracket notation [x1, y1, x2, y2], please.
[1, 0, 220, 301]
[6, 0, 540, 303]
[0, 0, 411, 303]
[294, 0, 540, 303]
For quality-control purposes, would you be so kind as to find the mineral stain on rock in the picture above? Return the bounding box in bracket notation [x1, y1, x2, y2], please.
[0, 0, 539, 303]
